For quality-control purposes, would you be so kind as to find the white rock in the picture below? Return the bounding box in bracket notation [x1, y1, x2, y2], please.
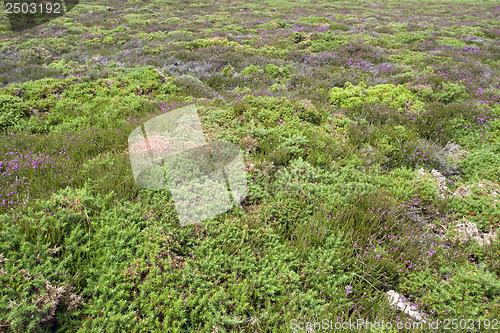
[417, 168, 426, 177]
[386, 290, 427, 323]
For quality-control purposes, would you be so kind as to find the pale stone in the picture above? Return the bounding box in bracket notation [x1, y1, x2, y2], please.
[386, 290, 427, 323]
[454, 220, 498, 246]
[454, 186, 471, 198]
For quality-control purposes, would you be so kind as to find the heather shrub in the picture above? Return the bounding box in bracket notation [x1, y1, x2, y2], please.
[177, 74, 218, 98]
[374, 25, 394, 34]
[483, 28, 500, 40]
[328, 23, 349, 31]
[306, 186, 430, 290]
[297, 16, 331, 25]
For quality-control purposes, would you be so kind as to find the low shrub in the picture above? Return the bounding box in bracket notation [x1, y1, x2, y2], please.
[0, 94, 28, 131]
[329, 82, 424, 113]
[240, 64, 262, 76]
[401, 261, 500, 319]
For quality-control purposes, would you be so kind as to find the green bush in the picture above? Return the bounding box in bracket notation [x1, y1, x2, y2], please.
[0, 184, 109, 332]
[433, 82, 469, 104]
[459, 144, 500, 182]
[1, 0, 499, 330]
[265, 64, 294, 79]
[47, 59, 82, 76]
[290, 32, 308, 43]
[310, 32, 342, 52]
[329, 82, 424, 112]
[221, 64, 234, 77]
[130, 65, 166, 92]
[448, 183, 500, 231]
[436, 37, 467, 48]
[102, 36, 116, 44]
[265, 63, 281, 78]
[240, 64, 262, 76]
[401, 261, 500, 319]
[395, 32, 428, 44]
[278, 133, 309, 158]
[0, 94, 27, 131]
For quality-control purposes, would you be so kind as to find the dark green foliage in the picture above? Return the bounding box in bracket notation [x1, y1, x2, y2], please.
[0, 94, 27, 131]
[459, 144, 500, 182]
[265, 64, 294, 79]
[400, 262, 500, 318]
[433, 82, 469, 105]
[310, 32, 342, 52]
[448, 182, 500, 231]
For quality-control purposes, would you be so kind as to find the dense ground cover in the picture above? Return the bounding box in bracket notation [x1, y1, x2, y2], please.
[0, 0, 500, 331]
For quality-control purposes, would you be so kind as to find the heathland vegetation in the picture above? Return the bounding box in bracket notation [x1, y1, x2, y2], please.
[0, 0, 500, 331]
